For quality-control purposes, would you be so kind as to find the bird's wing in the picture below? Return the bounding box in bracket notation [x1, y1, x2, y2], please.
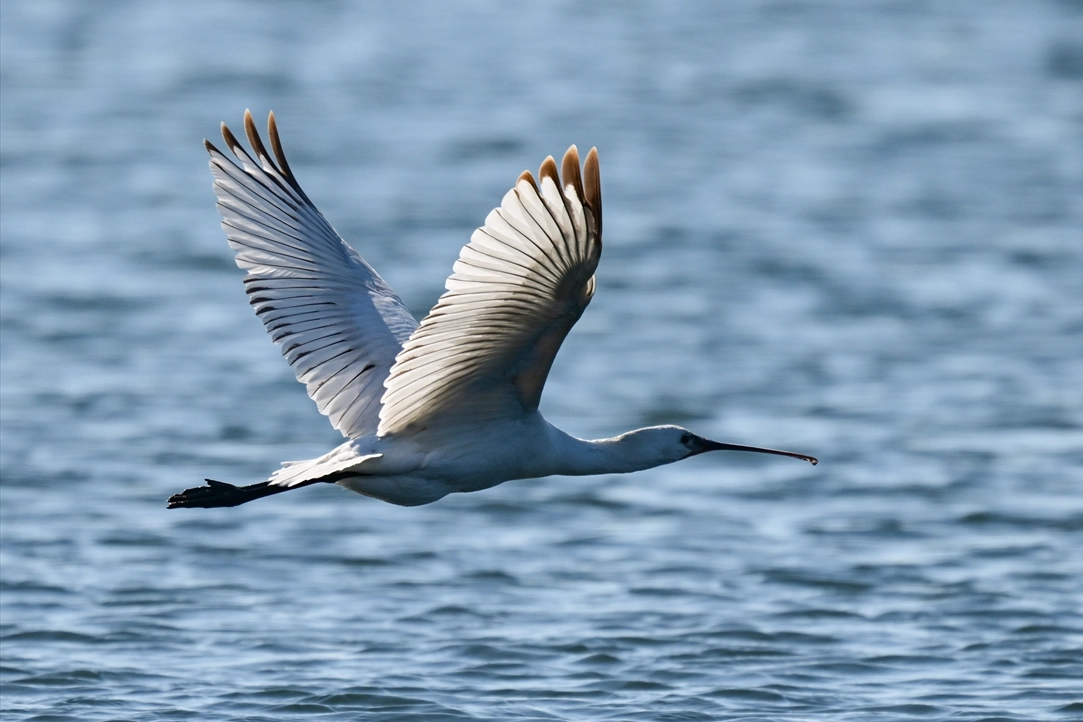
[379, 146, 602, 437]
[206, 111, 418, 439]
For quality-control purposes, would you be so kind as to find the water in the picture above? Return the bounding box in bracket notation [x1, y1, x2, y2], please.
[2, 1, 1082, 719]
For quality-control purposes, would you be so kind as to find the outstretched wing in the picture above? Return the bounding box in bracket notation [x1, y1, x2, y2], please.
[379, 146, 602, 437]
[206, 111, 418, 439]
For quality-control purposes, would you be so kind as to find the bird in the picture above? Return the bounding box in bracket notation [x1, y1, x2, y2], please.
[167, 111, 816, 510]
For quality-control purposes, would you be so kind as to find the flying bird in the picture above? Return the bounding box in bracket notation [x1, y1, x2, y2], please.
[168, 111, 816, 510]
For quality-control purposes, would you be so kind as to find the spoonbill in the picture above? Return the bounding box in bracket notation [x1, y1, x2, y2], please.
[168, 111, 816, 510]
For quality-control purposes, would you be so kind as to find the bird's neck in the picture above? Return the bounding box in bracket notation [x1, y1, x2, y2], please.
[546, 428, 660, 476]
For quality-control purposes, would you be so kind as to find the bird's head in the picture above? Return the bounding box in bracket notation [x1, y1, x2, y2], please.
[615, 425, 818, 469]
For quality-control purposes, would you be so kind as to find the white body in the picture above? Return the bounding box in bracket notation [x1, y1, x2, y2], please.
[302, 415, 688, 506]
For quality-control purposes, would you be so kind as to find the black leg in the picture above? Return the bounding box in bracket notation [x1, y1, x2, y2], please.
[167, 472, 356, 509]
[168, 479, 304, 508]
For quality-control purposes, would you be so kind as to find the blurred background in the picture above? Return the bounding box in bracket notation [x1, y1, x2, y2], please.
[2, 1, 1081, 719]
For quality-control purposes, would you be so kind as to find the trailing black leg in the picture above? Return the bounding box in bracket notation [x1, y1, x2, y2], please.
[168, 479, 305, 508]
[167, 472, 357, 509]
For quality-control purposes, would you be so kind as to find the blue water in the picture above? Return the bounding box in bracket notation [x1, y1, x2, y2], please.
[2, 1, 1082, 719]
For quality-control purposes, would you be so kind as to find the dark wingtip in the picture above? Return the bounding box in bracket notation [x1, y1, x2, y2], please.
[220, 122, 243, 154]
[244, 110, 275, 170]
[265, 111, 310, 201]
[242, 108, 255, 135]
[517, 170, 538, 191]
[267, 111, 294, 179]
[561, 145, 584, 202]
[582, 146, 601, 239]
[538, 156, 559, 187]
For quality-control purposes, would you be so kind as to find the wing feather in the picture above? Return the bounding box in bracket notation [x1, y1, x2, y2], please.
[379, 147, 602, 436]
[207, 111, 418, 439]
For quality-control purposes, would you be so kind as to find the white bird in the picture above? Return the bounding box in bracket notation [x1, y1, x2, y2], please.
[168, 111, 816, 510]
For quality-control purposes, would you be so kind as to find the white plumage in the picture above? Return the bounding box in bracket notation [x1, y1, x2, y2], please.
[168, 111, 815, 510]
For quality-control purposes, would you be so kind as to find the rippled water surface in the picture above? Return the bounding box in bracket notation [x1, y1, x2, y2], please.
[3, 1, 1082, 719]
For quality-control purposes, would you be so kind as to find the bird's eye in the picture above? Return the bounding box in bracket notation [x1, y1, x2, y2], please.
[679, 433, 691, 445]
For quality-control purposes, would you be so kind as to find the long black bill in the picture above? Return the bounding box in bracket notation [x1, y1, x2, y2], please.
[692, 437, 818, 465]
